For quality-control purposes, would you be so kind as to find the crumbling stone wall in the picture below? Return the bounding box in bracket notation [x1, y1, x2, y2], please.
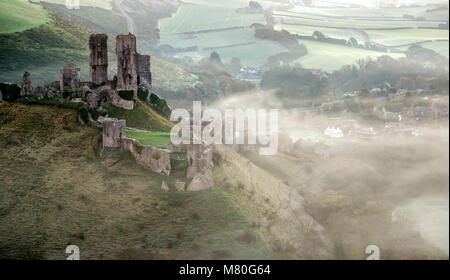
[116, 34, 137, 92]
[89, 34, 109, 85]
[60, 63, 80, 92]
[100, 117, 126, 158]
[122, 138, 171, 176]
[100, 118, 171, 175]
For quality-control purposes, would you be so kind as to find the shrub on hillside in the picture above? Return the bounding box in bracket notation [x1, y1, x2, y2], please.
[77, 106, 89, 124]
[137, 87, 149, 102]
[118, 90, 134, 101]
[0, 83, 21, 101]
[149, 93, 171, 119]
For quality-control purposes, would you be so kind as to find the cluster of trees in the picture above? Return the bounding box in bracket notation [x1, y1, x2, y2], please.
[251, 24, 308, 65]
[259, 50, 448, 109]
[330, 53, 449, 92]
[261, 65, 327, 103]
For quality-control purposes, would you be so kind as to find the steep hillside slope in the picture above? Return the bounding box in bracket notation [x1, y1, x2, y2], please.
[0, 102, 269, 259]
[0, 0, 51, 34]
[214, 145, 329, 259]
[0, 9, 93, 85]
[107, 99, 173, 132]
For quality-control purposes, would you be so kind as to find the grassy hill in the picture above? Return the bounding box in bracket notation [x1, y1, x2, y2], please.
[106, 99, 173, 132]
[0, 102, 270, 259]
[0, 0, 51, 34]
[0, 4, 222, 108]
[0, 9, 93, 86]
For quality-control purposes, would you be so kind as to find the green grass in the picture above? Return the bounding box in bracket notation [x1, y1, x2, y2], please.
[159, 4, 265, 34]
[399, 41, 449, 58]
[160, 26, 287, 66]
[106, 99, 173, 132]
[33, 0, 113, 10]
[126, 131, 171, 148]
[0, 0, 51, 34]
[151, 56, 202, 92]
[275, 24, 367, 42]
[183, 0, 275, 9]
[294, 40, 405, 72]
[0, 8, 94, 85]
[0, 102, 269, 259]
[366, 29, 449, 47]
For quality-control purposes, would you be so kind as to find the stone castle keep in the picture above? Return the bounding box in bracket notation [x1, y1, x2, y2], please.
[12, 32, 213, 191]
[89, 34, 108, 85]
[89, 33, 151, 93]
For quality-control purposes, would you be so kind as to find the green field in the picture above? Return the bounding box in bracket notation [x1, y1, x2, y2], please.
[160, 27, 287, 66]
[126, 131, 171, 147]
[399, 41, 449, 58]
[274, 24, 367, 42]
[159, 4, 265, 34]
[32, 0, 113, 10]
[202, 40, 287, 66]
[158, 2, 293, 66]
[275, 14, 443, 29]
[366, 28, 449, 46]
[0, 0, 51, 34]
[183, 0, 275, 9]
[294, 40, 405, 72]
[287, 5, 448, 20]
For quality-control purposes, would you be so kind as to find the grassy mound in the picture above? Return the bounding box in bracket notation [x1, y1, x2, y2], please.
[0, 102, 269, 259]
[125, 131, 171, 148]
[106, 100, 173, 132]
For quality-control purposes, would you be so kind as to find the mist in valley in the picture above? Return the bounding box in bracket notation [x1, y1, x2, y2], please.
[211, 90, 449, 258]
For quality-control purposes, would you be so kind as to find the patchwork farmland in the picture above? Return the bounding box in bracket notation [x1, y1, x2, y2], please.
[158, 0, 449, 71]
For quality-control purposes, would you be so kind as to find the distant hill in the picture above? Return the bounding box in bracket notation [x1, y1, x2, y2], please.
[0, 0, 51, 34]
[0, 3, 222, 108]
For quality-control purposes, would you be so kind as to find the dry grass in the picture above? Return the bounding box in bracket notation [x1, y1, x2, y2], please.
[0, 102, 268, 259]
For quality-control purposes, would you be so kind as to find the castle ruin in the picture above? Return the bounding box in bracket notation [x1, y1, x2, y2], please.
[89, 34, 109, 85]
[116, 34, 138, 92]
[59, 63, 80, 92]
[137, 53, 152, 92]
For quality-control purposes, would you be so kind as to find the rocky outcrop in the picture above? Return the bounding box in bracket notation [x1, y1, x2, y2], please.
[161, 181, 169, 191]
[175, 180, 186, 192]
[111, 91, 134, 110]
[32, 86, 47, 100]
[186, 170, 214, 191]
[21, 72, 32, 96]
[187, 143, 214, 179]
[86, 85, 112, 110]
[59, 63, 80, 92]
[89, 34, 109, 85]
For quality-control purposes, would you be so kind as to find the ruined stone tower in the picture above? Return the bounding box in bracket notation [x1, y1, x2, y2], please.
[21, 71, 32, 96]
[100, 118, 126, 158]
[116, 34, 137, 92]
[137, 53, 151, 91]
[60, 63, 80, 92]
[89, 34, 108, 85]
